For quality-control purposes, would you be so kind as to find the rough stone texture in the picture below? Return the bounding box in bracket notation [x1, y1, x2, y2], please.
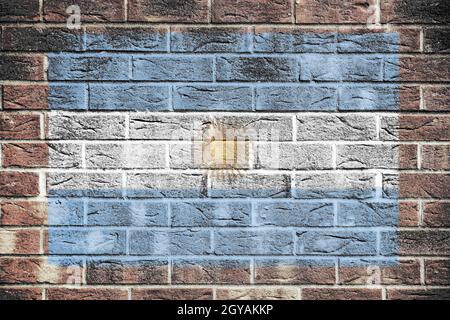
[128, 0, 209, 23]
[44, 0, 125, 22]
[212, 0, 293, 23]
[381, 0, 450, 24]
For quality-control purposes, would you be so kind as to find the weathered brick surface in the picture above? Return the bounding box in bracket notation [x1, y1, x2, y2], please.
[1, 0, 449, 301]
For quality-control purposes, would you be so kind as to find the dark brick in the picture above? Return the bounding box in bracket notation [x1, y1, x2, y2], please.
[398, 173, 450, 199]
[0, 0, 40, 22]
[128, 0, 208, 23]
[44, 0, 125, 22]
[386, 57, 450, 82]
[387, 289, 450, 300]
[381, 230, 450, 256]
[46, 288, 128, 300]
[0, 55, 45, 80]
[423, 202, 450, 227]
[303, 288, 382, 300]
[0, 288, 41, 300]
[424, 28, 450, 53]
[212, 0, 293, 23]
[381, 0, 450, 24]
[132, 288, 213, 300]
[423, 86, 450, 111]
[422, 145, 450, 170]
[425, 260, 450, 285]
[216, 288, 297, 300]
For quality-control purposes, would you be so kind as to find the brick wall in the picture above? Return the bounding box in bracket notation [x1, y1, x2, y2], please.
[0, 0, 449, 300]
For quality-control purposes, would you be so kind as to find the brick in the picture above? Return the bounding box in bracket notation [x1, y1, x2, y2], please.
[380, 116, 450, 141]
[296, 0, 376, 23]
[173, 85, 252, 111]
[255, 259, 335, 284]
[46, 288, 128, 300]
[300, 54, 384, 81]
[0, 0, 40, 22]
[0, 201, 46, 226]
[255, 143, 333, 169]
[216, 288, 297, 300]
[338, 202, 400, 227]
[47, 172, 122, 197]
[294, 173, 376, 199]
[216, 56, 298, 82]
[0, 229, 40, 254]
[128, 0, 208, 23]
[385, 56, 450, 82]
[381, 0, 450, 24]
[423, 202, 450, 227]
[86, 200, 168, 227]
[425, 260, 450, 285]
[47, 229, 126, 255]
[382, 174, 399, 199]
[86, 143, 166, 169]
[86, 258, 168, 284]
[172, 259, 251, 284]
[171, 201, 251, 227]
[132, 288, 213, 300]
[48, 84, 87, 110]
[303, 288, 382, 300]
[424, 28, 450, 53]
[86, 27, 168, 51]
[132, 56, 213, 81]
[339, 85, 403, 111]
[2, 85, 48, 110]
[296, 231, 377, 255]
[48, 54, 130, 81]
[256, 85, 337, 111]
[44, 0, 125, 22]
[297, 114, 377, 141]
[0, 55, 44, 80]
[0, 114, 40, 140]
[399, 201, 419, 227]
[0, 172, 39, 197]
[171, 27, 251, 52]
[0, 257, 83, 284]
[339, 259, 421, 285]
[398, 173, 450, 199]
[1, 27, 84, 51]
[423, 86, 450, 111]
[47, 198, 84, 226]
[338, 32, 400, 53]
[210, 174, 290, 198]
[381, 230, 450, 256]
[422, 145, 450, 170]
[387, 289, 450, 300]
[399, 85, 421, 110]
[0, 288, 41, 300]
[3, 143, 80, 169]
[126, 173, 206, 198]
[214, 229, 293, 255]
[130, 114, 292, 141]
[213, 0, 293, 23]
[336, 144, 417, 169]
[254, 202, 334, 227]
[254, 28, 336, 53]
[129, 229, 211, 255]
[47, 114, 125, 140]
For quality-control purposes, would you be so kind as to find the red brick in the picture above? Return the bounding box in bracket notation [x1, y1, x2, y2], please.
[0, 114, 40, 140]
[296, 0, 376, 24]
[216, 288, 298, 300]
[86, 260, 168, 284]
[0, 55, 45, 81]
[398, 116, 450, 141]
[422, 145, 450, 170]
[399, 86, 420, 110]
[0, 229, 41, 254]
[0, 0, 40, 22]
[132, 288, 213, 300]
[399, 144, 418, 169]
[0, 288, 42, 300]
[44, 0, 125, 22]
[423, 86, 450, 111]
[2, 85, 49, 110]
[212, 0, 293, 23]
[129, 0, 208, 23]
[399, 201, 419, 227]
[398, 57, 450, 82]
[0, 257, 82, 284]
[339, 259, 421, 285]
[46, 288, 128, 300]
[302, 288, 382, 300]
[423, 202, 450, 227]
[395, 230, 450, 256]
[381, 0, 450, 24]
[2, 143, 49, 168]
[0, 172, 40, 197]
[399, 173, 449, 199]
[425, 259, 450, 285]
[387, 289, 450, 300]
[0, 201, 47, 226]
[172, 260, 251, 284]
[254, 263, 335, 284]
